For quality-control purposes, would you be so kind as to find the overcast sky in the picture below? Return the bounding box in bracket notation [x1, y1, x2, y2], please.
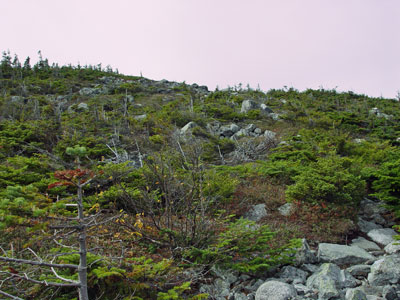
[2, 0, 399, 98]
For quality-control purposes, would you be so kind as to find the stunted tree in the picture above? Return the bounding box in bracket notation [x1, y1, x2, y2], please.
[0, 146, 114, 300]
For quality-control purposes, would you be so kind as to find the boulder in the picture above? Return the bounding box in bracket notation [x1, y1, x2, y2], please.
[278, 203, 294, 217]
[345, 289, 367, 300]
[219, 124, 240, 137]
[358, 219, 383, 233]
[243, 204, 267, 222]
[77, 102, 89, 110]
[134, 114, 147, 121]
[306, 263, 342, 299]
[278, 266, 308, 284]
[264, 130, 277, 140]
[359, 199, 387, 217]
[245, 124, 257, 132]
[367, 228, 397, 246]
[318, 243, 375, 265]
[268, 113, 280, 120]
[255, 281, 297, 300]
[241, 100, 259, 113]
[368, 255, 400, 286]
[295, 239, 318, 265]
[260, 103, 273, 114]
[346, 265, 371, 278]
[384, 241, 400, 254]
[351, 237, 381, 251]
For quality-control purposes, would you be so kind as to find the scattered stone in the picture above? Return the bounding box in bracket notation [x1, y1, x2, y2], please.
[351, 237, 381, 251]
[345, 289, 368, 300]
[367, 229, 397, 246]
[134, 114, 147, 121]
[278, 266, 308, 284]
[278, 203, 294, 217]
[347, 265, 372, 278]
[243, 204, 267, 222]
[255, 281, 297, 300]
[358, 219, 383, 233]
[295, 239, 318, 265]
[264, 130, 277, 139]
[368, 255, 400, 286]
[77, 102, 89, 110]
[260, 103, 273, 114]
[241, 100, 259, 113]
[211, 265, 238, 285]
[306, 263, 341, 299]
[384, 241, 400, 254]
[382, 285, 397, 300]
[318, 243, 375, 265]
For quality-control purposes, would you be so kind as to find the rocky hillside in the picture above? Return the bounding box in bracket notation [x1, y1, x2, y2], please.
[0, 52, 399, 299]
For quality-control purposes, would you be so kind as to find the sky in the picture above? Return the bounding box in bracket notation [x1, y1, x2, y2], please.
[1, 0, 400, 98]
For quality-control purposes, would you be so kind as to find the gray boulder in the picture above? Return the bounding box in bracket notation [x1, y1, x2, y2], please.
[351, 237, 381, 251]
[134, 114, 147, 121]
[306, 263, 342, 299]
[219, 123, 240, 137]
[359, 199, 387, 217]
[367, 229, 397, 246]
[345, 289, 367, 300]
[241, 100, 259, 113]
[264, 130, 277, 140]
[77, 102, 89, 110]
[269, 113, 280, 120]
[384, 241, 400, 254]
[260, 103, 273, 114]
[368, 255, 400, 286]
[243, 204, 267, 222]
[255, 281, 297, 300]
[347, 265, 372, 278]
[278, 203, 294, 217]
[278, 266, 308, 284]
[358, 219, 383, 233]
[10, 96, 24, 103]
[318, 243, 375, 265]
[295, 239, 318, 265]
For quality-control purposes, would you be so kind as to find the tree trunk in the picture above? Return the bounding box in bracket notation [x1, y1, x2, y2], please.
[77, 184, 89, 300]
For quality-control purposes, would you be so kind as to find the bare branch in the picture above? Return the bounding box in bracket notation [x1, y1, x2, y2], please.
[0, 290, 24, 300]
[0, 256, 78, 269]
[5, 272, 80, 287]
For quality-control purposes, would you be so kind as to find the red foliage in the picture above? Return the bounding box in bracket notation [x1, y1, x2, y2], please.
[48, 168, 96, 190]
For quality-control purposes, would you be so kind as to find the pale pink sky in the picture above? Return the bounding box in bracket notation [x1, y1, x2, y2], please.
[2, 0, 400, 97]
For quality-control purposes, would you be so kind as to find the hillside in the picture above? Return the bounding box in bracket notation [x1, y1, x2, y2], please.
[0, 52, 399, 299]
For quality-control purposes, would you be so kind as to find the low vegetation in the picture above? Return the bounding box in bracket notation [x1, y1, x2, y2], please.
[0, 50, 399, 299]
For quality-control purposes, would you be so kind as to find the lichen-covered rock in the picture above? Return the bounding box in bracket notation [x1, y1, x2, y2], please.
[264, 130, 277, 140]
[358, 219, 383, 233]
[318, 243, 375, 265]
[255, 281, 297, 300]
[306, 263, 342, 299]
[367, 228, 397, 246]
[346, 265, 371, 278]
[241, 100, 259, 113]
[278, 266, 308, 284]
[243, 204, 267, 222]
[368, 255, 400, 286]
[345, 289, 367, 300]
[351, 237, 381, 251]
[384, 241, 400, 254]
[295, 239, 318, 265]
[278, 203, 294, 217]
